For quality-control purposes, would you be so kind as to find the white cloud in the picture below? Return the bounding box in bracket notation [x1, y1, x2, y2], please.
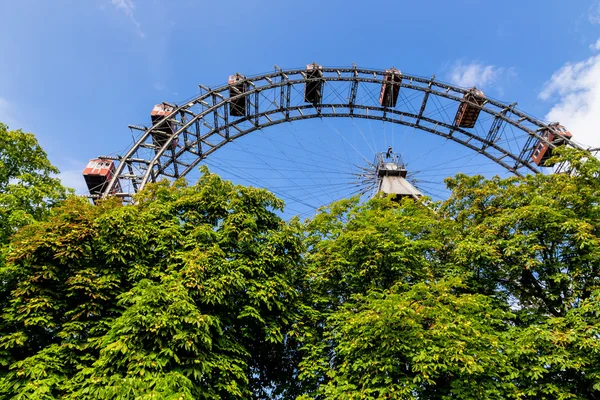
[539, 54, 600, 149]
[589, 1, 600, 24]
[448, 62, 507, 89]
[111, 0, 145, 38]
[590, 38, 600, 51]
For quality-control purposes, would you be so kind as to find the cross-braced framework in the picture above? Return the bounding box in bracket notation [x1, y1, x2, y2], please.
[93, 65, 592, 201]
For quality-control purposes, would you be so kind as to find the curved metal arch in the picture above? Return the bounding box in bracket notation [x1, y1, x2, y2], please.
[152, 105, 526, 181]
[101, 66, 588, 199]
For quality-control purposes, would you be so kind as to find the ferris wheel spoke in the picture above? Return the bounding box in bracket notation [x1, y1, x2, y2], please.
[282, 123, 368, 170]
[226, 140, 328, 207]
[203, 160, 311, 215]
[257, 129, 346, 201]
[85, 65, 587, 216]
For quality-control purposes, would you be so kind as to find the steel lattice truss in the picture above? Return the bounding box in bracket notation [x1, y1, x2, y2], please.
[96, 66, 590, 200]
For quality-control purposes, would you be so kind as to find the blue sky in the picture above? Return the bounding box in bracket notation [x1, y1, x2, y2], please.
[1, 0, 599, 212]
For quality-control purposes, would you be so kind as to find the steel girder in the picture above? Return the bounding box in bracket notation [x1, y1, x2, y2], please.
[99, 66, 590, 200]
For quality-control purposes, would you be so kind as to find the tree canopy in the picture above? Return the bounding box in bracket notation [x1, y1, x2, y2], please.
[0, 123, 70, 246]
[0, 128, 599, 399]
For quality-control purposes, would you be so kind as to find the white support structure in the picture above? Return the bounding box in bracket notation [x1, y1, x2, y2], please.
[375, 149, 422, 200]
[378, 175, 422, 200]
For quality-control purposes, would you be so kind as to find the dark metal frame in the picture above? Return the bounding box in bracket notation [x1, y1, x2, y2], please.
[96, 66, 590, 200]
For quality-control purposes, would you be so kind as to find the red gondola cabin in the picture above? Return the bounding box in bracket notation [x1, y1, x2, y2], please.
[531, 123, 572, 166]
[379, 68, 402, 107]
[150, 104, 177, 151]
[305, 63, 324, 103]
[454, 88, 485, 128]
[228, 74, 247, 116]
[82, 159, 122, 199]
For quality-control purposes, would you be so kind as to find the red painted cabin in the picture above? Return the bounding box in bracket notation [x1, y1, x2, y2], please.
[531, 123, 572, 166]
[454, 88, 485, 128]
[228, 74, 247, 116]
[82, 159, 122, 198]
[379, 68, 402, 108]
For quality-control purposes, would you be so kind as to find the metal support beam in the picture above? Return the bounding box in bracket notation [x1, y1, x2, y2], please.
[195, 120, 202, 157]
[514, 135, 537, 170]
[285, 83, 291, 119]
[255, 90, 260, 126]
[483, 103, 515, 151]
[223, 100, 230, 140]
[279, 72, 286, 111]
[416, 75, 434, 125]
[349, 67, 359, 115]
[126, 161, 139, 192]
[212, 93, 219, 137]
[171, 147, 179, 177]
[483, 114, 507, 150]
[99, 66, 585, 201]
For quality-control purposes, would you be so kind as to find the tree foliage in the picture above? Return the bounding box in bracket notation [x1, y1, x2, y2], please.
[1, 140, 600, 399]
[0, 123, 70, 245]
[294, 148, 600, 399]
[0, 168, 305, 399]
[0, 123, 72, 394]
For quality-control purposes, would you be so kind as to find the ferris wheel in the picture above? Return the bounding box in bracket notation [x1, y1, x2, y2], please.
[81, 64, 593, 217]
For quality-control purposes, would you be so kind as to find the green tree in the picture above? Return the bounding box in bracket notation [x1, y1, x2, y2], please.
[0, 122, 71, 394]
[319, 278, 519, 399]
[295, 149, 600, 399]
[2, 136, 600, 399]
[0, 170, 304, 399]
[0, 122, 70, 245]
[295, 196, 466, 396]
[442, 149, 600, 319]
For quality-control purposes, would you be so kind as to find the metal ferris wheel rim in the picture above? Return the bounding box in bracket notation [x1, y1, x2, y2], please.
[97, 64, 592, 200]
